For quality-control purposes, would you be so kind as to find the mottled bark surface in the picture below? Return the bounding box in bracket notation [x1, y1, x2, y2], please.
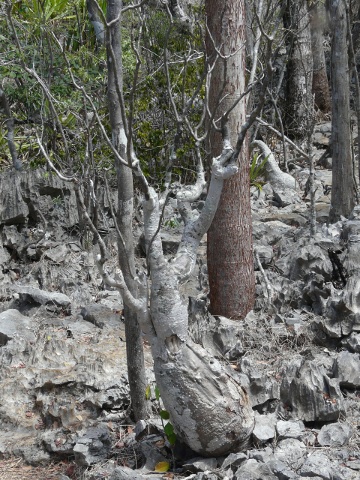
[283, 0, 313, 141]
[309, 2, 331, 113]
[329, 0, 355, 221]
[142, 175, 254, 455]
[106, 0, 148, 421]
[206, 0, 255, 320]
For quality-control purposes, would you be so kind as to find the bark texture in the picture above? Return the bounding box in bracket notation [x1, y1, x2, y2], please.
[329, 0, 355, 221]
[206, 0, 255, 320]
[106, 0, 148, 421]
[309, 2, 331, 113]
[142, 153, 254, 455]
[87, 0, 105, 46]
[283, 0, 313, 141]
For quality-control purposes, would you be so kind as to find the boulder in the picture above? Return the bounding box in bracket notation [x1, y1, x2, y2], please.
[276, 420, 305, 440]
[318, 423, 352, 447]
[342, 332, 360, 352]
[299, 452, 343, 480]
[73, 426, 112, 466]
[221, 452, 247, 470]
[0, 309, 35, 345]
[13, 285, 71, 312]
[80, 304, 124, 329]
[280, 357, 343, 422]
[234, 459, 277, 480]
[333, 351, 360, 388]
[253, 413, 277, 443]
[273, 438, 307, 471]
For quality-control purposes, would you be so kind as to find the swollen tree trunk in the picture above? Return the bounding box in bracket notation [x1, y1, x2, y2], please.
[106, 0, 148, 421]
[329, 0, 355, 221]
[309, 1, 331, 113]
[283, 0, 313, 141]
[206, 0, 255, 320]
[142, 150, 254, 456]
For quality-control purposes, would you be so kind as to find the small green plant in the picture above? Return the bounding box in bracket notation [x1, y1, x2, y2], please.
[52, 195, 64, 207]
[164, 217, 180, 229]
[250, 152, 269, 191]
[145, 384, 177, 447]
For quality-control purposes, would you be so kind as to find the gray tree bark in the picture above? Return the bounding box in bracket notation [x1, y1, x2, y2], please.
[283, 0, 313, 141]
[106, 0, 148, 421]
[141, 152, 254, 456]
[87, 0, 105, 46]
[329, 0, 355, 221]
[309, 1, 331, 113]
[206, 0, 255, 320]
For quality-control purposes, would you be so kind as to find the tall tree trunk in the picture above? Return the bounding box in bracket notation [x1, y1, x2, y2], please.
[283, 0, 313, 141]
[206, 0, 255, 320]
[329, 0, 355, 221]
[106, 0, 148, 421]
[309, 1, 331, 113]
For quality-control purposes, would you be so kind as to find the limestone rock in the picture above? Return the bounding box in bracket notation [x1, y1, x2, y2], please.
[13, 285, 71, 312]
[273, 438, 307, 472]
[0, 309, 35, 345]
[280, 357, 343, 422]
[276, 420, 305, 440]
[80, 304, 124, 329]
[221, 452, 247, 470]
[299, 452, 343, 480]
[0, 172, 29, 225]
[234, 459, 277, 480]
[342, 332, 360, 353]
[333, 351, 360, 388]
[73, 426, 112, 466]
[318, 423, 352, 447]
[183, 457, 218, 473]
[253, 413, 277, 443]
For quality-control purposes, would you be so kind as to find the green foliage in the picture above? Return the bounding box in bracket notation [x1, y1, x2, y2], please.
[146, 385, 177, 447]
[164, 218, 180, 229]
[250, 152, 269, 191]
[0, 0, 206, 185]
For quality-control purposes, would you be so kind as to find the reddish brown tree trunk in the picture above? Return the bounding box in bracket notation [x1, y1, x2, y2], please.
[206, 0, 255, 320]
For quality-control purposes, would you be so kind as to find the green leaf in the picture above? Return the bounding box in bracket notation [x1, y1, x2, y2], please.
[164, 422, 174, 437]
[154, 461, 170, 472]
[166, 432, 177, 446]
[145, 385, 151, 400]
[155, 386, 161, 401]
[159, 410, 170, 420]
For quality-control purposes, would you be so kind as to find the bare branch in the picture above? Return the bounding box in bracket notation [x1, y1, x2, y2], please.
[255, 117, 309, 160]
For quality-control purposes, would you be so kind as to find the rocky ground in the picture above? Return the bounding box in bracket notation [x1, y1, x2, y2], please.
[0, 121, 359, 479]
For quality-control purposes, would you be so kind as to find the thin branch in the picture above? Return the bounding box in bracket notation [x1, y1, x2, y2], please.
[255, 117, 309, 160]
[254, 248, 273, 305]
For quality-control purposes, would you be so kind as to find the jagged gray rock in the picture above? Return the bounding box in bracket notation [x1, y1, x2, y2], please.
[280, 356, 343, 422]
[318, 423, 352, 447]
[333, 351, 360, 388]
[234, 459, 277, 480]
[273, 438, 307, 472]
[0, 309, 35, 345]
[253, 413, 277, 443]
[12, 285, 72, 312]
[73, 426, 112, 466]
[276, 420, 305, 440]
[299, 452, 343, 480]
